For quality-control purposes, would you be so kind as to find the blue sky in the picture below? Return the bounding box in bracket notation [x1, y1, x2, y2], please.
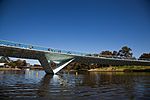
[0, 0, 150, 60]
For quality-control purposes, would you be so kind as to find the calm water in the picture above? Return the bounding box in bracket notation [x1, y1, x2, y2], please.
[0, 70, 149, 100]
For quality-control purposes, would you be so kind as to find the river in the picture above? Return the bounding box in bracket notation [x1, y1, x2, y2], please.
[0, 70, 149, 100]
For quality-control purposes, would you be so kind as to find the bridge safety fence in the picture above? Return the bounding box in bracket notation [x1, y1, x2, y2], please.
[0, 40, 87, 56]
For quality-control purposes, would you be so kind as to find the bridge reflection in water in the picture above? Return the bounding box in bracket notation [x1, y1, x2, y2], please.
[0, 70, 149, 100]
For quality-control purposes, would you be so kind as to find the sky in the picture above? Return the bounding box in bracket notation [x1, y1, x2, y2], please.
[0, 0, 150, 63]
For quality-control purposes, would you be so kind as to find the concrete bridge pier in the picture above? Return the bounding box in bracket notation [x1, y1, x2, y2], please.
[38, 54, 54, 74]
[38, 53, 74, 74]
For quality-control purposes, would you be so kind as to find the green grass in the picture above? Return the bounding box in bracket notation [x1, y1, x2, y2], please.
[114, 66, 150, 70]
[88, 66, 150, 72]
[0, 68, 21, 71]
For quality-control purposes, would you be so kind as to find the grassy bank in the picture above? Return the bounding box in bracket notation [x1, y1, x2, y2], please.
[0, 67, 44, 71]
[88, 66, 150, 72]
[0, 68, 21, 71]
[30, 67, 43, 70]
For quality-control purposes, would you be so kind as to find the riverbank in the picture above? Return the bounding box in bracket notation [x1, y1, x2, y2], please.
[30, 67, 43, 70]
[0, 68, 21, 71]
[88, 66, 150, 72]
[1, 66, 150, 72]
[0, 67, 44, 71]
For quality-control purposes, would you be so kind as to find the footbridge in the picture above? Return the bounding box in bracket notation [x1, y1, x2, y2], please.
[0, 40, 150, 74]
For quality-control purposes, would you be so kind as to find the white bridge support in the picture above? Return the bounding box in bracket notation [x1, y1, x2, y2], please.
[39, 53, 74, 74]
[53, 59, 74, 74]
[42, 53, 74, 74]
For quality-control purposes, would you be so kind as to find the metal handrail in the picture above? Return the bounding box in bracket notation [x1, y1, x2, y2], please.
[0, 40, 87, 56]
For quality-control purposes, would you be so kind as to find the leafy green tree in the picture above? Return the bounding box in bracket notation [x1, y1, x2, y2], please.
[11, 59, 27, 68]
[100, 51, 113, 56]
[15, 59, 23, 67]
[93, 54, 99, 57]
[101, 51, 112, 55]
[7, 62, 16, 68]
[22, 60, 27, 66]
[118, 46, 133, 58]
[139, 53, 150, 60]
[112, 51, 118, 56]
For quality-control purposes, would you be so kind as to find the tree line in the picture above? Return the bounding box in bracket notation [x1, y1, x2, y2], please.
[0, 46, 149, 70]
[65, 46, 150, 71]
[0, 57, 27, 68]
[139, 53, 150, 60]
[86, 46, 150, 60]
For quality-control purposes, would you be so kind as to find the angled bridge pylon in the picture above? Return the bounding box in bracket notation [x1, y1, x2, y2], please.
[0, 43, 75, 74]
[0, 40, 150, 74]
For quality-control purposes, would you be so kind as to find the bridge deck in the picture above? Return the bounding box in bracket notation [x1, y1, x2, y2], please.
[0, 40, 150, 68]
[0, 40, 86, 56]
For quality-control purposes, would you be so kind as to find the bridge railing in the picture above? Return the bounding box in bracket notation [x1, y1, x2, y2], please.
[1, 40, 150, 62]
[0, 40, 87, 56]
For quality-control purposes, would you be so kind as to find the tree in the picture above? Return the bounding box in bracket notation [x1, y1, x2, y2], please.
[22, 60, 27, 66]
[86, 54, 92, 56]
[7, 62, 16, 68]
[100, 51, 113, 55]
[100, 51, 113, 57]
[112, 51, 118, 56]
[14, 59, 27, 68]
[139, 53, 150, 60]
[118, 46, 133, 58]
[15, 59, 24, 67]
[93, 54, 99, 57]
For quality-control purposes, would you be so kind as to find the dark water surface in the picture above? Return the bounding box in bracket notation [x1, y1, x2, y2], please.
[0, 70, 149, 100]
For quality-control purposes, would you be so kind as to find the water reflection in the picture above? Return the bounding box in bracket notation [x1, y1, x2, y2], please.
[0, 70, 149, 100]
[37, 74, 52, 97]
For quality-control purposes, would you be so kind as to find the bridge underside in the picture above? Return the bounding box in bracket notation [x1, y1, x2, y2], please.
[0, 46, 74, 74]
[74, 56, 150, 66]
[0, 46, 150, 74]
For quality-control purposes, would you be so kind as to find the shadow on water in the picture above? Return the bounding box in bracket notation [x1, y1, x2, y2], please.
[37, 74, 73, 99]
[36, 74, 53, 97]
